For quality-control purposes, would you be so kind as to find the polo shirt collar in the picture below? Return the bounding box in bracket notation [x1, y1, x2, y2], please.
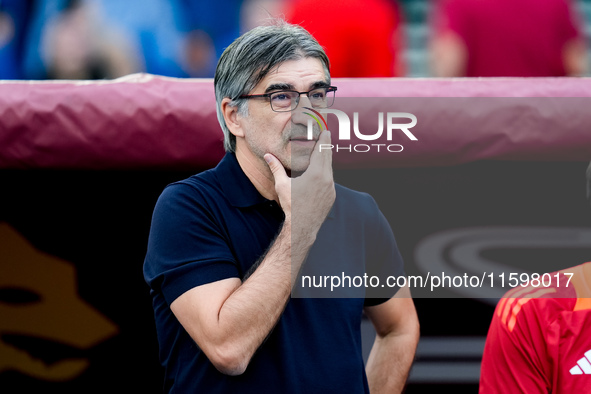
[215, 152, 336, 218]
[216, 153, 268, 207]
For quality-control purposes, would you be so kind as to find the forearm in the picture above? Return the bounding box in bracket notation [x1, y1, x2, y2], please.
[213, 218, 316, 372]
[563, 38, 587, 76]
[181, 137, 334, 375]
[365, 328, 419, 393]
[430, 34, 467, 78]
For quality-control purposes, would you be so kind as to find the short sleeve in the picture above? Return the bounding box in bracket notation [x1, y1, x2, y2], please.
[431, 0, 468, 38]
[143, 183, 240, 305]
[364, 195, 406, 305]
[479, 298, 550, 393]
[557, 0, 584, 42]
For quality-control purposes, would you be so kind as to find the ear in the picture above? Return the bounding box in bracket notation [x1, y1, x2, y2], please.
[221, 98, 245, 138]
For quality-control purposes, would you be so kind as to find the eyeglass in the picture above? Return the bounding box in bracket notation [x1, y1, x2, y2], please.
[238, 86, 337, 112]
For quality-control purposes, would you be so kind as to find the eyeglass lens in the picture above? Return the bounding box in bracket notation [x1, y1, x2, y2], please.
[270, 88, 335, 111]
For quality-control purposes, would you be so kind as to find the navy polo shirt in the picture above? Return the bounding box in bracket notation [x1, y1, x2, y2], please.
[144, 153, 405, 393]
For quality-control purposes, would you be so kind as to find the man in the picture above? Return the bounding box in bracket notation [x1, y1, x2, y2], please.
[144, 21, 419, 393]
[479, 163, 591, 392]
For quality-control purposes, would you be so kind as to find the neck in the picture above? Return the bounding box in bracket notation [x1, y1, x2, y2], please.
[234, 147, 279, 202]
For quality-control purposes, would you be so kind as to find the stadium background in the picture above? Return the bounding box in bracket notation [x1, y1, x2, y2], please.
[2, 1, 591, 393]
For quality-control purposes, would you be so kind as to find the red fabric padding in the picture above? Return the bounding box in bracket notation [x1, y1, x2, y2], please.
[0, 74, 222, 170]
[0, 73, 590, 170]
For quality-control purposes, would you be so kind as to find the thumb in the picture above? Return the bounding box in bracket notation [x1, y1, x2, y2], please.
[264, 153, 288, 184]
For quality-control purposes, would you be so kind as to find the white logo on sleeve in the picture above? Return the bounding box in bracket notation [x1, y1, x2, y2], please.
[570, 350, 591, 375]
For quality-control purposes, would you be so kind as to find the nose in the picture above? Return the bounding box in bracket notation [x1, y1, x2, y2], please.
[290, 94, 313, 127]
[298, 93, 314, 108]
[291, 101, 312, 127]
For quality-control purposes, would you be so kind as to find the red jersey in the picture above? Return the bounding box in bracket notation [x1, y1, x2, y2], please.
[285, 0, 404, 77]
[480, 262, 591, 393]
[432, 0, 583, 77]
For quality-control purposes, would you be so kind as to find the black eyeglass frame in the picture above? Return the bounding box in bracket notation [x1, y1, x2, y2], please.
[238, 86, 338, 112]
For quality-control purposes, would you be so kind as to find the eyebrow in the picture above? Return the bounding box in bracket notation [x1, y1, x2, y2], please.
[310, 81, 331, 90]
[265, 83, 294, 93]
[264, 80, 330, 93]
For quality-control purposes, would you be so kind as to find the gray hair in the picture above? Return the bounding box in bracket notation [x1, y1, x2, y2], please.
[214, 21, 330, 152]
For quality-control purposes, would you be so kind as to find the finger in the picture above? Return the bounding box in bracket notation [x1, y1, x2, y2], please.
[264, 153, 289, 185]
[310, 129, 333, 169]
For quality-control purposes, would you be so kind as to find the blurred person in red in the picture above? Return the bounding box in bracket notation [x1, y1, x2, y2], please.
[430, 0, 588, 77]
[479, 163, 591, 393]
[284, 0, 405, 77]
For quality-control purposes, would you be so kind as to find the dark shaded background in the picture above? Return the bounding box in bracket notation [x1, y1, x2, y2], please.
[2, 159, 589, 393]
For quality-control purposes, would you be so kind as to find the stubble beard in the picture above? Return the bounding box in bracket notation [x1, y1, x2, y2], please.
[285, 124, 319, 174]
[249, 125, 318, 176]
